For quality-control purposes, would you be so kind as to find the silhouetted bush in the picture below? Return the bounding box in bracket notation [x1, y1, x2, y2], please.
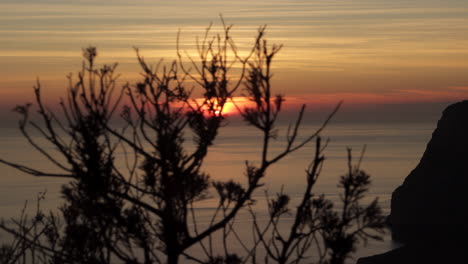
[0, 21, 385, 264]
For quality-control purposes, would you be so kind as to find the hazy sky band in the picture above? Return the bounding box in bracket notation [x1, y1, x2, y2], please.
[1, 0, 468, 108]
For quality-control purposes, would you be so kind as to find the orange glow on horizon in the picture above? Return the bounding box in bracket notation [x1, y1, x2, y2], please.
[290, 88, 468, 108]
[193, 97, 255, 117]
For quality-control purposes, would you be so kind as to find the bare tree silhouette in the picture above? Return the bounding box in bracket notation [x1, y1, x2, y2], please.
[0, 21, 385, 264]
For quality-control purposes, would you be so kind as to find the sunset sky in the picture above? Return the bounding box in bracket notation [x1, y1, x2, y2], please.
[1, 0, 468, 121]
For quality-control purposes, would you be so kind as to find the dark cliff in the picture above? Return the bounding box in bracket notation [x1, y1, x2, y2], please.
[389, 100, 468, 242]
[358, 100, 468, 263]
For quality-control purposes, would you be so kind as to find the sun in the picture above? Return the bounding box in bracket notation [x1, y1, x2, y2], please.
[206, 99, 237, 116]
[193, 97, 252, 117]
[217, 100, 238, 116]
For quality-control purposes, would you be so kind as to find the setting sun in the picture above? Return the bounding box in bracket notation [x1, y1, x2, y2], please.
[194, 97, 254, 116]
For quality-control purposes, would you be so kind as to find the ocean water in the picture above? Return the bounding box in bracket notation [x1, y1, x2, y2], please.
[0, 120, 436, 262]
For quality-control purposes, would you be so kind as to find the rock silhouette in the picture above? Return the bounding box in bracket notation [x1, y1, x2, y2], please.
[390, 100, 468, 242]
[356, 240, 467, 264]
[357, 100, 468, 263]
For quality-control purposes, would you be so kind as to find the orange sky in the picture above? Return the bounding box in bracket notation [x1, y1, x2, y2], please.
[1, 0, 467, 116]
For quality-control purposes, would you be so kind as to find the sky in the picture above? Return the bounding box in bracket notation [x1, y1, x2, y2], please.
[1, 0, 468, 122]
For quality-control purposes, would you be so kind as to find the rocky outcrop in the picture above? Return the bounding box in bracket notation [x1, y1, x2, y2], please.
[389, 100, 468, 243]
[356, 240, 467, 264]
[357, 100, 468, 263]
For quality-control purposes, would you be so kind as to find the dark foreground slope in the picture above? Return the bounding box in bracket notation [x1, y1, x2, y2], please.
[358, 100, 468, 263]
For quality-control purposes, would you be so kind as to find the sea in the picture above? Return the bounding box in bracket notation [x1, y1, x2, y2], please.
[0, 116, 438, 263]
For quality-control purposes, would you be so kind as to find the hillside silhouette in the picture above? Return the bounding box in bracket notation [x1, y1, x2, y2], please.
[359, 101, 468, 263]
